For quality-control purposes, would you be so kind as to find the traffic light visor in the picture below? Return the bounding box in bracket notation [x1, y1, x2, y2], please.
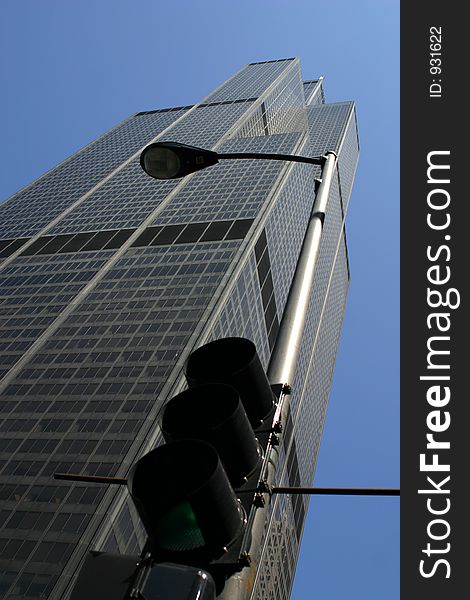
[128, 439, 245, 558]
[161, 383, 261, 486]
[185, 337, 275, 426]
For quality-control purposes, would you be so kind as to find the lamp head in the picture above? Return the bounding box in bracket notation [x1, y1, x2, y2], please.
[140, 142, 219, 179]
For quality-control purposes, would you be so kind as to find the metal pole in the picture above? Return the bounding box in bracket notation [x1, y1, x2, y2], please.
[267, 150, 337, 386]
[220, 151, 338, 600]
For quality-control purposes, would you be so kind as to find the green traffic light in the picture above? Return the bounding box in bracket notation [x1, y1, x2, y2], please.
[155, 501, 205, 552]
[128, 439, 246, 559]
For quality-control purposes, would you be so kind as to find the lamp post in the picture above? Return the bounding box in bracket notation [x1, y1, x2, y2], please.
[138, 141, 399, 600]
[55, 142, 400, 600]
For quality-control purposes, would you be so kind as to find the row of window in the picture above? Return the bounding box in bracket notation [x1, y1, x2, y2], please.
[0, 218, 252, 259]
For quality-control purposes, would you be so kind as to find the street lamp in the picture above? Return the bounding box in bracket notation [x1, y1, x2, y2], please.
[138, 140, 398, 599]
[139, 141, 324, 180]
[60, 141, 398, 600]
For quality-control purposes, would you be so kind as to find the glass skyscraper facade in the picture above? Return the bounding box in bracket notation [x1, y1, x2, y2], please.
[0, 58, 358, 599]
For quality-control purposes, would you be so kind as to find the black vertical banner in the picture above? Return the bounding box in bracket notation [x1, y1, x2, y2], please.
[401, 4, 468, 599]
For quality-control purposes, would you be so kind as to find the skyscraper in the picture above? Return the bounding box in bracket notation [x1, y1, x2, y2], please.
[0, 58, 358, 599]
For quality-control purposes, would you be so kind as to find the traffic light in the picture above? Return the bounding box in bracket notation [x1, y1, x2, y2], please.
[128, 438, 245, 560]
[128, 337, 276, 588]
[161, 383, 260, 486]
[185, 337, 274, 428]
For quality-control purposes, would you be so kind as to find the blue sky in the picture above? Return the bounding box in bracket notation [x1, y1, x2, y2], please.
[1, 1, 399, 598]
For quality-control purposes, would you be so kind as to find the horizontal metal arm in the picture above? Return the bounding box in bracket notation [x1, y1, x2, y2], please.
[272, 486, 400, 496]
[53, 473, 399, 497]
[54, 472, 127, 485]
[218, 152, 325, 166]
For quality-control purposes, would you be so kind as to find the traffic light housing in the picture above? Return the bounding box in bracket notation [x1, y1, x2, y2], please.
[161, 383, 261, 486]
[69, 552, 217, 600]
[185, 337, 274, 427]
[128, 337, 277, 586]
[128, 438, 246, 561]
